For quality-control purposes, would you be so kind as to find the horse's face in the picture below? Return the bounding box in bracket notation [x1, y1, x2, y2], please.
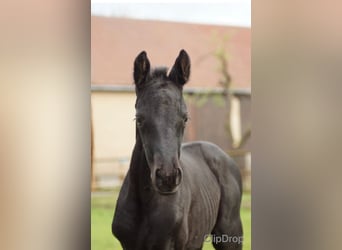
[133, 50, 190, 194]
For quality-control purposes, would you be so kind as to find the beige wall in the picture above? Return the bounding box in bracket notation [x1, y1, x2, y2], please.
[91, 92, 136, 181]
[92, 91, 136, 159]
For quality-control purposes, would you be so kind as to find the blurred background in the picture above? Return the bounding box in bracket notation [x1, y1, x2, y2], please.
[91, 1, 251, 250]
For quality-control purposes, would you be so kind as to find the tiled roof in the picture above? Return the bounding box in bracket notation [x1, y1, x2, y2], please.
[91, 16, 250, 89]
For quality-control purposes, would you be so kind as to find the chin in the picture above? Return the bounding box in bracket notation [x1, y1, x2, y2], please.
[153, 184, 180, 195]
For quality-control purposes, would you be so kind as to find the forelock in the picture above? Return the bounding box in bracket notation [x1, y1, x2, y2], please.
[135, 66, 183, 101]
[149, 67, 168, 80]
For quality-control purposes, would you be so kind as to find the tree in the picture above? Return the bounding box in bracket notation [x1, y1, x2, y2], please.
[214, 39, 251, 150]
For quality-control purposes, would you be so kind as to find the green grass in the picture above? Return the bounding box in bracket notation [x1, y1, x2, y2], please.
[91, 188, 251, 250]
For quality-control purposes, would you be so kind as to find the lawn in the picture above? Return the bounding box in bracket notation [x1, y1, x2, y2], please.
[91, 188, 251, 250]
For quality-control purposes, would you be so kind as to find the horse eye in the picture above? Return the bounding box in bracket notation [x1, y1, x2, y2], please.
[136, 117, 144, 127]
[183, 117, 188, 123]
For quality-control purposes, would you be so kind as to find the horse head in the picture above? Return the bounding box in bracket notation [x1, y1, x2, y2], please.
[133, 50, 191, 194]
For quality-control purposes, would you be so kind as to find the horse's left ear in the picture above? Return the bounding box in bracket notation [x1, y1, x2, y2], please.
[169, 49, 191, 86]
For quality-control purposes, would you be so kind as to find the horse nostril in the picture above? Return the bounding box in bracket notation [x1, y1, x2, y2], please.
[175, 168, 182, 185]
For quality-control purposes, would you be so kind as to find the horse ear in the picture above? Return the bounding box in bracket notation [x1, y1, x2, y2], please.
[169, 49, 191, 86]
[134, 51, 150, 87]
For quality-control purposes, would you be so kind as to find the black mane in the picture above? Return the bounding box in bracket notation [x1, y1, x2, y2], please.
[149, 67, 168, 80]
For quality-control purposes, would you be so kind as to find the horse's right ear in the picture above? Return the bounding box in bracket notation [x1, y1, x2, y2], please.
[134, 51, 150, 87]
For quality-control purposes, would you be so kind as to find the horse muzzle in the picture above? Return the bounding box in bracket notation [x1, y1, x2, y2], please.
[153, 167, 182, 194]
